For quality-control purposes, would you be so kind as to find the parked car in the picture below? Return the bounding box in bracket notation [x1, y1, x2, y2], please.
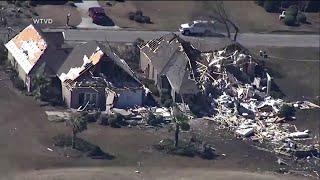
[279, 11, 286, 20]
[128, 10, 151, 24]
[88, 7, 115, 26]
[179, 20, 216, 36]
[88, 7, 105, 17]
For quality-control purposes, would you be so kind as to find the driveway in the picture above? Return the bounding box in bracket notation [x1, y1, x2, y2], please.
[74, 0, 119, 29]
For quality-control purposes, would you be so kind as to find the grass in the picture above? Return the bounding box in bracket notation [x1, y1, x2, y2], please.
[250, 46, 319, 102]
[100, 1, 319, 33]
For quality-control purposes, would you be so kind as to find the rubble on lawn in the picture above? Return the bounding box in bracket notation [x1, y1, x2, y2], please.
[107, 103, 194, 127]
[45, 111, 71, 122]
[195, 43, 319, 158]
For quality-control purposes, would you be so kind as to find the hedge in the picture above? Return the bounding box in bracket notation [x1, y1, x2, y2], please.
[284, 14, 296, 26]
[286, 5, 299, 17]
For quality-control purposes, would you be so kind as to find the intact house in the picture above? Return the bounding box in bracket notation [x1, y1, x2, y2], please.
[4, 24, 66, 92]
[51, 41, 144, 110]
[138, 33, 199, 102]
[5, 24, 144, 110]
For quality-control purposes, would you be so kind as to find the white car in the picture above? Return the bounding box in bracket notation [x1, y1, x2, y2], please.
[179, 20, 216, 36]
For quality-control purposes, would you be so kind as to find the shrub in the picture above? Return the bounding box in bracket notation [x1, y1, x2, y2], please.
[297, 13, 307, 23]
[284, 14, 296, 26]
[108, 114, 123, 128]
[97, 113, 108, 125]
[279, 104, 295, 118]
[0, 42, 8, 65]
[13, 78, 26, 91]
[172, 147, 196, 157]
[286, 5, 299, 17]
[146, 112, 164, 126]
[7, 67, 26, 91]
[263, 1, 279, 12]
[160, 89, 173, 107]
[84, 112, 100, 123]
[179, 122, 190, 131]
[155, 139, 174, 150]
[199, 144, 216, 160]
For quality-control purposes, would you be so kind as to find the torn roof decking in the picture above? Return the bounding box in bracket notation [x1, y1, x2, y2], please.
[57, 41, 104, 82]
[5, 24, 48, 74]
[140, 33, 199, 95]
[56, 41, 142, 87]
[140, 33, 181, 74]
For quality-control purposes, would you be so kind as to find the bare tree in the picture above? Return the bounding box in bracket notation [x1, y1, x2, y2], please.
[209, 1, 239, 41]
[66, 114, 88, 149]
[172, 103, 190, 148]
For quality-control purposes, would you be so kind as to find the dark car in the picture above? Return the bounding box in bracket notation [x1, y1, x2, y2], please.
[88, 7, 115, 26]
[88, 7, 105, 17]
[128, 10, 151, 24]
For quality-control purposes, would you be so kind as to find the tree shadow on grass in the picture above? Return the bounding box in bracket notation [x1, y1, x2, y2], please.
[153, 138, 218, 160]
[53, 134, 115, 160]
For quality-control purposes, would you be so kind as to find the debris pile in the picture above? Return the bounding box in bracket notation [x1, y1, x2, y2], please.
[195, 44, 319, 158]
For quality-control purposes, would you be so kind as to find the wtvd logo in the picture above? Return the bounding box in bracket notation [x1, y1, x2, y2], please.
[32, 18, 53, 24]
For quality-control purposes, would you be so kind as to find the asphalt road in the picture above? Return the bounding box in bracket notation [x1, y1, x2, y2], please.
[49, 29, 320, 47]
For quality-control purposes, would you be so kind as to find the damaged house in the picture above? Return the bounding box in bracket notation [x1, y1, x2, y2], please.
[4, 24, 65, 92]
[52, 41, 144, 110]
[5, 24, 144, 110]
[139, 33, 199, 102]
